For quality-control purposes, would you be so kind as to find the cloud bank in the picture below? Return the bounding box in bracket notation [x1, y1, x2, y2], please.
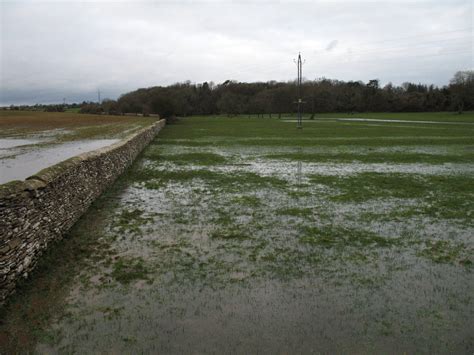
[1, 0, 472, 105]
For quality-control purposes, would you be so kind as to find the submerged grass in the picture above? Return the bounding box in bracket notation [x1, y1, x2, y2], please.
[276, 207, 314, 217]
[309, 172, 474, 218]
[112, 208, 154, 235]
[210, 229, 251, 240]
[133, 168, 287, 190]
[417, 240, 472, 265]
[310, 173, 428, 201]
[145, 152, 228, 165]
[231, 195, 262, 207]
[266, 152, 474, 164]
[300, 226, 401, 248]
[111, 257, 152, 284]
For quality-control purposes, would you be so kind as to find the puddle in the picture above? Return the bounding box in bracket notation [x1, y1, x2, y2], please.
[0, 139, 119, 183]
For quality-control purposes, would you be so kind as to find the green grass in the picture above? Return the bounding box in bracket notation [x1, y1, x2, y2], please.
[144, 152, 228, 165]
[64, 108, 81, 113]
[231, 195, 262, 207]
[210, 229, 251, 240]
[266, 152, 473, 164]
[417, 240, 471, 265]
[111, 257, 151, 284]
[154, 114, 474, 146]
[112, 208, 154, 235]
[306, 111, 474, 123]
[308, 173, 474, 221]
[310, 173, 428, 201]
[276, 207, 313, 217]
[132, 168, 287, 190]
[300, 226, 401, 248]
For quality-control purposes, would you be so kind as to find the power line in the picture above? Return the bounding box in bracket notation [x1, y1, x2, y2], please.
[226, 36, 471, 81]
[344, 27, 473, 48]
[322, 48, 472, 68]
[222, 27, 472, 80]
[339, 37, 471, 58]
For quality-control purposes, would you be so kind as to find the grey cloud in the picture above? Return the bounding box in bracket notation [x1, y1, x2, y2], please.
[326, 40, 338, 51]
[0, 0, 472, 105]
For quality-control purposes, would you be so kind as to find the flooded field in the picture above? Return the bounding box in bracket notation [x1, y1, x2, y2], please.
[1, 113, 473, 353]
[0, 111, 157, 183]
[0, 139, 118, 183]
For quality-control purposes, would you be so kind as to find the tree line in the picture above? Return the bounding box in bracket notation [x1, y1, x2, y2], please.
[4, 71, 472, 117]
[95, 70, 472, 117]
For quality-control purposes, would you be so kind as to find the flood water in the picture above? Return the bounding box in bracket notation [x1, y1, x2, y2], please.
[1, 117, 473, 353]
[0, 139, 118, 183]
[0, 138, 44, 150]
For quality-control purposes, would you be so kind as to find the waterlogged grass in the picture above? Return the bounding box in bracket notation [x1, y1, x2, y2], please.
[112, 208, 154, 235]
[277, 207, 314, 217]
[134, 168, 287, 190]
[0, 190, 119, 352]
[154, 114, 474, 149]
[231, 195, 262, 207]
[311, 173, 429, 201]
[309, 173, 474, 221]
[210, 229, 251, 240]
[303, 111, 474, 123]
[267, 151, 474, 164]
[145, 152, 228, 165]
[111, 257, 152, 285]
[300, 226, 401, 248]
[1, 113, 473, 354]
[417, 240, 472, 265]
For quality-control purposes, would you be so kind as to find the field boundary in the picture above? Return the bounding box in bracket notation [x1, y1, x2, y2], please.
[0, 119, 166, 305]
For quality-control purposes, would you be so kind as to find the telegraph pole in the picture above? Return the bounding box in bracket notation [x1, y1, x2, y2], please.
[294, 53, 305, 129]
[98, 89, 101, 104]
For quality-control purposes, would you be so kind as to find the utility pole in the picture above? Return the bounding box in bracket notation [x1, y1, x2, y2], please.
[294, 53, 305, 129]
[98, 89, 101, 104]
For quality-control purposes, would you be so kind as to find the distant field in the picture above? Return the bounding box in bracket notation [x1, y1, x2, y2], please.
[269, 111, 474, 123]
[2, 112, 473, 353]
[0, 111, 158, 141]
[64, 108, 81, 113]
[0, 111, 159, 183]
[315, 111, 474, 121]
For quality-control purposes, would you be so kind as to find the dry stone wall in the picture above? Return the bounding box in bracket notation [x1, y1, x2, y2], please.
[0, 119, 165, 305]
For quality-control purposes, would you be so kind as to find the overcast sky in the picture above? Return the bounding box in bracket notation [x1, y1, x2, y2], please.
[1, 0, 473, 105]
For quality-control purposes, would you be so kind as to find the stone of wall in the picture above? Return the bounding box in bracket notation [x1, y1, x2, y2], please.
[0, 119, 166, 305]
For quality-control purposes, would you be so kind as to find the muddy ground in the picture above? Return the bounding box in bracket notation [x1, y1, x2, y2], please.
[1, 113, 473, 353]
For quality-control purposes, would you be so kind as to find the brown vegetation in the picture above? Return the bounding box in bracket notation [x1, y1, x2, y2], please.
[0, 111, 156, 134]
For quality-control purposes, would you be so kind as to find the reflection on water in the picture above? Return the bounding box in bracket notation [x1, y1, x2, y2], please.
[0, 139, 119, 183]
[297, 160, 302, 185]
[296, 147, 302, 185]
